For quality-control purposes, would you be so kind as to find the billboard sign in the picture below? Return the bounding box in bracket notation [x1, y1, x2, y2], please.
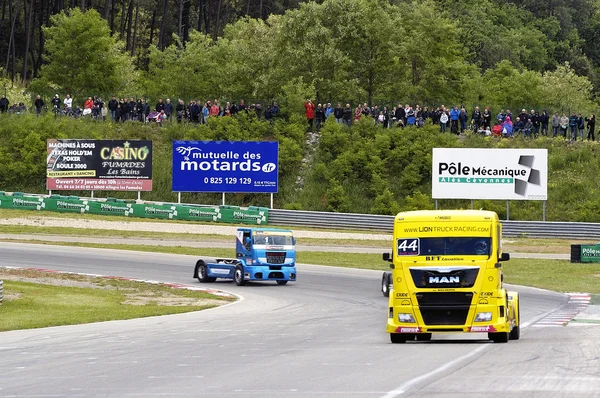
[432, 148, 547, 200]
[46, 139, 152, 191]
[172, 141, 278, 193]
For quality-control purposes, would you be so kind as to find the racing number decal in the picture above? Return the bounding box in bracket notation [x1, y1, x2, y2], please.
[397, 238, 420, 256]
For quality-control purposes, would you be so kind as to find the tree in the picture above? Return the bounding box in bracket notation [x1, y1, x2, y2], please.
[31, 8, 135, 99]
[540, 62, 595, 114]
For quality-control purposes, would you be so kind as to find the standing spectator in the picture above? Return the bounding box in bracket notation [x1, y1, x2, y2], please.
[164, 98, 173, 122]
[238, 99, 246, 113]
[63, 94, 73, 112]
[569, 112, 578, 140]
[255, 103, 263, 120]
[271, 102, 280, 120]
[156, 98, 165, 112]
[421, 106, 430, 122]
[210, 100, 220, 117]
[560, 113, 569, 138]
[189, 100, 200, 123]
[324, 103, 333, 119]
[496, 109, 505, 124]
[577, 113, 585, 140]
[128, 97, 136, 121]
[108, 96, 118, 121]
[202, 101, 209, 123]
[354, 104, 363, 123]
[540, 110, 549, 136]
[394, 105, 404, 126]
[450, 106, 460, 134]
[383, 106, 390, 128]
[315, 103, 325, 131]
[304, 99, 315, 132]
[586, 114, 596, 141]
[439, 109, 449, 132]
[505, 109, 513, 122]
[482, 107, 492, 129]
[0, 94, 9, 112]
[532, 111, 540, 137]
[176, 98, 186, 123]
[34, 95, 44, 115]
[472, 106, 481, 132]
[397, 104, 406, 126]
[459, 106, 468, 133]
[334, 103, 343, 124]
[136, 98, 145, 122]
[143, 98, 151, 121]
[264, 105, 273, 122]
[342, 103, 352, 127]
[50, 94, 61, 115]
[518, 109, 528, 124]
[119, 98, 128, 121]
[551, 112, 560, 137]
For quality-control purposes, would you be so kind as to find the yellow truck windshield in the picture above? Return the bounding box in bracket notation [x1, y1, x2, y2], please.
[397, 237, 491, 256]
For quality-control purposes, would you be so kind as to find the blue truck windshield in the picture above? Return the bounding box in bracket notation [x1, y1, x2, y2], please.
[420, 237, 491, 256]
[253, 234, 294, 246]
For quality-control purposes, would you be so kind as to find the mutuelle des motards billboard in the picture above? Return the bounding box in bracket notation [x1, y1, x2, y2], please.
[432, 148, 548, 200]
[46, 139, 152, 191]
[172, 141, 278, 193]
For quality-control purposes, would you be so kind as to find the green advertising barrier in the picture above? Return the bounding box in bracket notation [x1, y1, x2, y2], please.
[579, 244, 600, 263]
[0, 192, 268, 225]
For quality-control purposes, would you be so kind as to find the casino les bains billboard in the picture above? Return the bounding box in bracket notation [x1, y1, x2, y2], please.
[432, 148, 548, 200]
[172, 141, 279, 193]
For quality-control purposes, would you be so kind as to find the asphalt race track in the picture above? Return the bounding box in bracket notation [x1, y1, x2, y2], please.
[1, 242, 599, 397]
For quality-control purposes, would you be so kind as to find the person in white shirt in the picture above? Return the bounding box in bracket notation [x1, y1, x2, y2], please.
[63, 94, 72, 110]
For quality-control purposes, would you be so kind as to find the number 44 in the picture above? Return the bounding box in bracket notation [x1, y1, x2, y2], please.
[398, 239, 419, 253]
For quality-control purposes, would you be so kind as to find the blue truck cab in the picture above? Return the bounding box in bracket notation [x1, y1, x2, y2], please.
[193, 227, 297, 286]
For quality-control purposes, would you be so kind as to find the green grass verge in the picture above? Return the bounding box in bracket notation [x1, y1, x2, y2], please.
[0, 269, 235, 332]
[5, 239, 600, 294]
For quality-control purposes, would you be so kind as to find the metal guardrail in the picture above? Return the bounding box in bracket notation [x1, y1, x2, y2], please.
[268, 209, 600, 239]
[5, 191, 600, 239]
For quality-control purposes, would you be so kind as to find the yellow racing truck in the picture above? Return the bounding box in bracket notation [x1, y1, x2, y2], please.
[384, 210, 519, 343]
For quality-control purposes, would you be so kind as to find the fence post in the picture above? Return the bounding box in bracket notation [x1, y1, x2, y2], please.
[0, 280, 3, 304]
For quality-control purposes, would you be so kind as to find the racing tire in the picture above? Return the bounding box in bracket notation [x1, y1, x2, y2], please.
[510, 301, 521, 341]
[382, 272, 390, 297]
[390, 333, 409, 344]
[416, 333, 432, 341]
[234, 265, 246, 286]
[196, 260, 216, 283]
[276, 280, 288, 285]
[489, 332, 509, 343]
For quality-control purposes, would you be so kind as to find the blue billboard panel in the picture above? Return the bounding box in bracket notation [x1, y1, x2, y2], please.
[172, 141, 279, 193]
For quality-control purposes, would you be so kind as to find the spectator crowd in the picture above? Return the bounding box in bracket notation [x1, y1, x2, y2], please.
[303, 100, 598, 141]
[0, 93, 596, 141]
[0, 94, 280, 126]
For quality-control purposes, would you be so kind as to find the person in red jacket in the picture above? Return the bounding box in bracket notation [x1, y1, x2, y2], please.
[305, 99, 315, 132]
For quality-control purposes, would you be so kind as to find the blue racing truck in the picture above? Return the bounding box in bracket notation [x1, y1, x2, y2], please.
[193, 227, 297, 286]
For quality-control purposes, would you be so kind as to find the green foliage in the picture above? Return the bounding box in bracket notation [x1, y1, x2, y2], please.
[31, 9, 136, 100]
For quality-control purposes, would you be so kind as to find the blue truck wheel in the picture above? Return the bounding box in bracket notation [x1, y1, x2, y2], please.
[234, 265, 246, 286]
[196, 260, 216, 283]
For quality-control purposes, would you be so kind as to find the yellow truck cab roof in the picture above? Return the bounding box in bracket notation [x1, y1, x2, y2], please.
[394, 210, 499, 223]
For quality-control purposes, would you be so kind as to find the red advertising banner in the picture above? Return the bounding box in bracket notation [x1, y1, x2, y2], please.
[46, 139, 153, 191]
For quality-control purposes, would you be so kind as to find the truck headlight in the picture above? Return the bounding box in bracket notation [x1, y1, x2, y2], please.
[474, 312, 493, 322]
[398, 313, 416, 323]
[246, 259, 253, 265]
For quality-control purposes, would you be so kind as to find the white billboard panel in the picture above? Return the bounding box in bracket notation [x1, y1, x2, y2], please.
[432, 148, 548, 200]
